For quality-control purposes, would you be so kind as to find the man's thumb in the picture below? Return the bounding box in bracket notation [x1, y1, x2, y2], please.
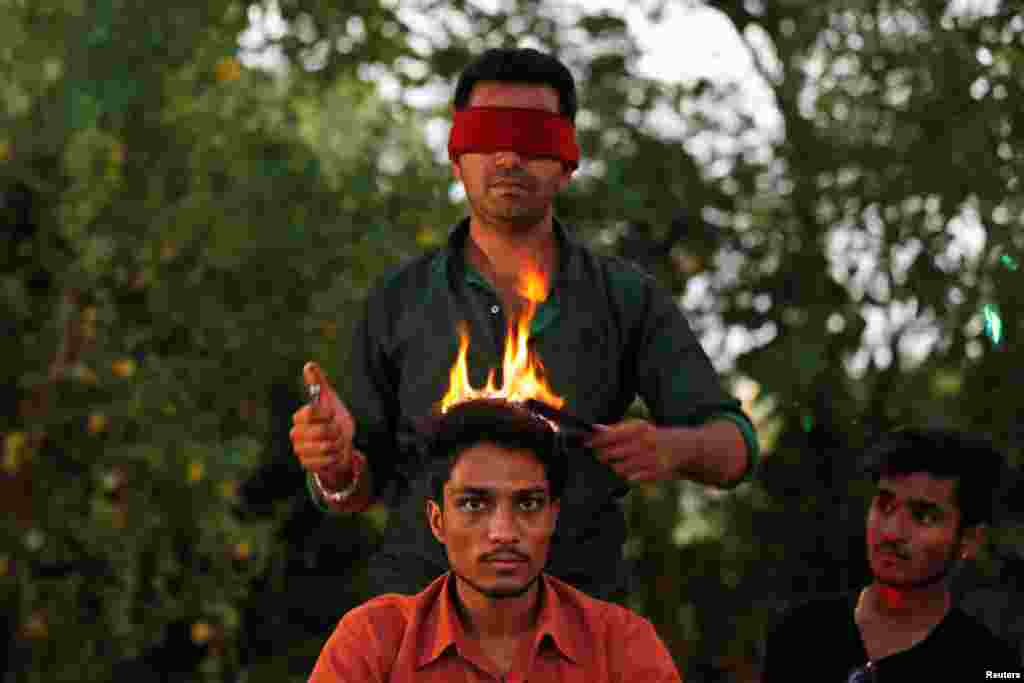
[303, 362, 333, 414]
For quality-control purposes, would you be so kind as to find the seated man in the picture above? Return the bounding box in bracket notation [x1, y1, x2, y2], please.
[309, 398, 683, 682]
[762, 427, 1022, 682]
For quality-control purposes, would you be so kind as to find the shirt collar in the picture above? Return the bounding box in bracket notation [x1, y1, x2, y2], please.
[416, 573, 581, 670]
[430, 218, 582, 294]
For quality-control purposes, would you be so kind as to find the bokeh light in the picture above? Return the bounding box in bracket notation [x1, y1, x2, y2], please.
[982, 304, 1003, 346]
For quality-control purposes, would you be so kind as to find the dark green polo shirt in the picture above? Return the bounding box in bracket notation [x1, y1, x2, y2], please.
[313, 218, 758, 600]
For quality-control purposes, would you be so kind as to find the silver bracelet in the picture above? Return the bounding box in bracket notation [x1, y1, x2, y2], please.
[312, 469, 360, 503]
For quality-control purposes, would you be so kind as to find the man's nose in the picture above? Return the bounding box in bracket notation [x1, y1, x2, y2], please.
[487, 504, 521, 543]
[878, 507, 909, 541]
[494, 150, 523, 168]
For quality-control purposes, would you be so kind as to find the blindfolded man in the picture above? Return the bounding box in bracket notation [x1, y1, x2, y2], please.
[290, 47, 759, 601]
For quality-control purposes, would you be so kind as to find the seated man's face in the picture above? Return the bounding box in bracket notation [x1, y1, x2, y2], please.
[428, 443, 559, 599]
[866, 471, 980, 589]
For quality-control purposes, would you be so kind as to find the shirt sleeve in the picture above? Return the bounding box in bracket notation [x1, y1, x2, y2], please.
[343, 288, 403, 503]
[608, 611, 684, 682]
[630, 270, 759, 480]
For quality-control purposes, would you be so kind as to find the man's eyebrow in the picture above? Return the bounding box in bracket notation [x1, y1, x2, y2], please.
[515, 487, 550, 496]
[875, 487, 949, 510]
[449, 486, 549, 496]
[907, 498, 947, 512]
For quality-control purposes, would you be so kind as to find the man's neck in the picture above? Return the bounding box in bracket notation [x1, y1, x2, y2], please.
[453, 575, 542, 642]
[467, 218, 558, 291]
[860, 581, 951, 627]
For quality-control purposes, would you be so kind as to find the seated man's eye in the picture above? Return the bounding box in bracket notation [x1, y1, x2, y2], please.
[520, 498, 545, 512]
[915, 509, 940, 524]
[458, 499, 486, 512]
[874, 495, 896, 513]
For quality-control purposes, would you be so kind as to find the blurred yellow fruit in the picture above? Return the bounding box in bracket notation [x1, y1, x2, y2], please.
[110, 142, 125, 165]
[3, 450, 20, 474]
[416, 227, 441, 247]
[111, 358, 136, 378]
[160, 241, 177, 261]
[87, 413, 108, 435]
[0, 556, 9, 576]
[4, 432, 26, 464]
[23, 612, 48, 640]
[191, 621, 214, 644]
[219, 479, 239, 500]
[233, 541, 251, 561]
[215, 56, 242, 82]
[674, 251, 704, 274]
[188, 461, 204, 482]
[72, 363, 99, 384]
[0, 140, 10, 162]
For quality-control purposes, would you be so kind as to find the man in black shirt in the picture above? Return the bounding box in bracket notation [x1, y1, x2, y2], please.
[289, 47, 758, 602]
[762, 427, 1021, 681]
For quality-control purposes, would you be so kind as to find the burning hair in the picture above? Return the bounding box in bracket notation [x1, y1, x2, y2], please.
[419, 398, 568, 505]
[861, 426, 1006, 528]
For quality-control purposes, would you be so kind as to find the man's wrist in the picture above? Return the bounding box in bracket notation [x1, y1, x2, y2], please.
[667, 422, 747, 487]
[315, 462, 350, 491]
[312, 451, 366, 503]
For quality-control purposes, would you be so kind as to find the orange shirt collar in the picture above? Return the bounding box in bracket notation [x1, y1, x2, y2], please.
[416, 573, 582, 670]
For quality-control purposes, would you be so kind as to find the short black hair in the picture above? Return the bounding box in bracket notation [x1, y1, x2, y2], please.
[419, 398, 567, 505]
[453, 47, 577, 122]
[861, 427, 1005, 528]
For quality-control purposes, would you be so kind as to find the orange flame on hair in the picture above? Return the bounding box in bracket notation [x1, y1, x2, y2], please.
[440, 266, 564, 413]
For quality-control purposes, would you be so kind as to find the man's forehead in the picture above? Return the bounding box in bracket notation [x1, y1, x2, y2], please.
[876, 472, 957, 506]
[447, 445, 550, 494]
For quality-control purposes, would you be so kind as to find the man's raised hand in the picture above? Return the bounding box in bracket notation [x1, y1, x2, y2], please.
[290, 361, 356, 488]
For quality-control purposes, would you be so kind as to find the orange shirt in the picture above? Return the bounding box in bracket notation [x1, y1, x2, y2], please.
[309, 572, 683, 682]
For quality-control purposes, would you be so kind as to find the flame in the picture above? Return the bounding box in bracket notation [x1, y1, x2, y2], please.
[440, 266, 565, 413]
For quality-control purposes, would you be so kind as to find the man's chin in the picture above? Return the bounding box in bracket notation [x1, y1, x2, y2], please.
[453, 568, 541, 602]
[479, 574, 540, 600]
[485, 577, 540, 598]
[483, 586, 531, 599]
[487, 203, 547, 226]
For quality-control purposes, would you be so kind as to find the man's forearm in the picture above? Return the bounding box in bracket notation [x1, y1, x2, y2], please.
[672, 421, 749, 488]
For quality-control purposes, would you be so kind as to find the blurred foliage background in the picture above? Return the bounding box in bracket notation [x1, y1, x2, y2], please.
[2, 0, 1022, 681]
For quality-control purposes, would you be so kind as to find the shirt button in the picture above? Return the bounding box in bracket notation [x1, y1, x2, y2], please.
[490, 305, 500, 314]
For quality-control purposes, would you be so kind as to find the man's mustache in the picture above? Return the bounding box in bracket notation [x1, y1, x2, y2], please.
[874, 542, 911, 559]
[491, 170, 535, 188]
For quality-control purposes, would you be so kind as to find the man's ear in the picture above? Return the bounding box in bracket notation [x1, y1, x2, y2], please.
[557, 163, 574, 191]
[959, 523, 986, 561]
[427, 498, 446, 546]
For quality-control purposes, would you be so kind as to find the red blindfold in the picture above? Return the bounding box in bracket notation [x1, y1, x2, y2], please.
[448, 107, 580, 169]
